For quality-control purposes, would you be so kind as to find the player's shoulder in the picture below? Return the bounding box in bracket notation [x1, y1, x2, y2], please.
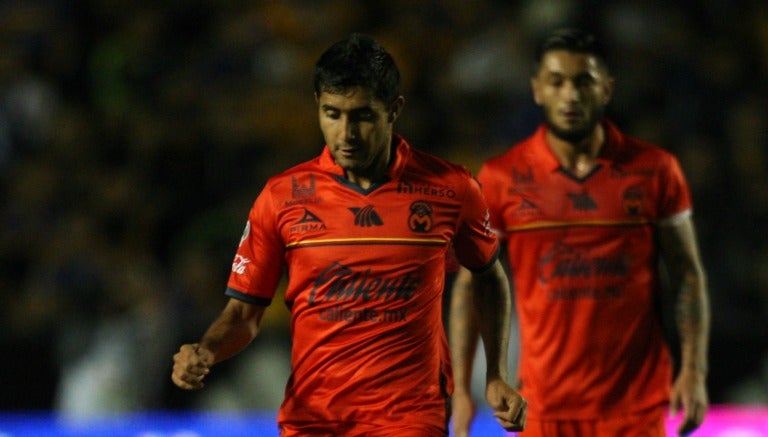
[613, 128, 679, 166]
[407, 147, 473, 180]
[481, 135, 536, 175]
[260, 155, 324, 194]
[274, 157, 319, 175]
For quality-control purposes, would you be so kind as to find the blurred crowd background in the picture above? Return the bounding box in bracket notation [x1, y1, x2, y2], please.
[1, 0, 767, 419]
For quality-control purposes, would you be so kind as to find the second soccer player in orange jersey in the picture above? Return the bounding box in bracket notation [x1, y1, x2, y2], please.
[171, 34, 527, 436]
[450, 28, 710, 437]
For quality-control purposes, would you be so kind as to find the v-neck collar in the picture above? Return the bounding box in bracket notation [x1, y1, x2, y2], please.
[317, 134, 411, 194]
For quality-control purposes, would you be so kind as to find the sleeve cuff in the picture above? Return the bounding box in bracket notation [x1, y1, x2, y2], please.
[225, 287, 273, 306]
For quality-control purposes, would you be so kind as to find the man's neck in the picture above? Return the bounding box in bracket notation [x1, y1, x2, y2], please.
[344, 138, 395, 190]
[546, 125, 604, 178]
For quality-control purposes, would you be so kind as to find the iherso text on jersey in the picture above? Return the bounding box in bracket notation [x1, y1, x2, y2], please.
[396, 181, 456, 198]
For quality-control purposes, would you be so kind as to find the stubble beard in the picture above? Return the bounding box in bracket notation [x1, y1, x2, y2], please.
[545, 106, 605, 144]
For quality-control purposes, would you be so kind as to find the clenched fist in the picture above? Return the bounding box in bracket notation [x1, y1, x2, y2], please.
[171, 343, 214, 390]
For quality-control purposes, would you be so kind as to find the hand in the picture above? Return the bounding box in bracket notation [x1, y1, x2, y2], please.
[171, 343, 214, 390]
[486, 378, 527, 432]
[670, 367, 708, 435]
[451, 390, 476, 437]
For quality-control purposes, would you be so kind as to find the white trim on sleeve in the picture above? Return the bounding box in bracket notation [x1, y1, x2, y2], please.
[658, 208, 692, 227]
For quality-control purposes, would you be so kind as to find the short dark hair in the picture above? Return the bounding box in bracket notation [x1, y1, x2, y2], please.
[313, 33, 401, 104]
[535, 28, 609, 71]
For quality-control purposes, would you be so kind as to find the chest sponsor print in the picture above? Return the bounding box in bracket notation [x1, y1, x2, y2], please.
[309, 261, 421, 324]
[538, 242, 630, 301]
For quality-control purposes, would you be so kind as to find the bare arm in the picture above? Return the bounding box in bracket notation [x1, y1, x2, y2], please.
[471, 260, 512, 386]
[658, 215, 710, 434]
[449, 266, 480, 400]
[450, 260, 526, 435]
[449, 266, 480, 437]
[172, 298, 266, 390]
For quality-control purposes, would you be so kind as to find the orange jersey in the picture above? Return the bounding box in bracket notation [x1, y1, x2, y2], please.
[478, 121, 692, 420]
[226, 135, 498, 433]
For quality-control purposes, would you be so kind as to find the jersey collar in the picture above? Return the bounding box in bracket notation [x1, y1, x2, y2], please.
[317, 134, 411, 180]
[535, 119, 624, 172]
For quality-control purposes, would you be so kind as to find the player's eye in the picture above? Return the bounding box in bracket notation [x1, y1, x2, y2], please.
[324, 109, 341, 119]
[352, 110, 376, 122]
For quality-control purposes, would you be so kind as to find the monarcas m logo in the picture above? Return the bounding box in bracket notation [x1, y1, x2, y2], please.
[349, 206, 383, 227]
[408, 200, 433, 232]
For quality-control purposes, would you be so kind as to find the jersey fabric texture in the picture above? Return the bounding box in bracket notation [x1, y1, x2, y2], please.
[478, 121, 692, 421]
[522, 406, 667, 437]
[226, 135, 499, 434]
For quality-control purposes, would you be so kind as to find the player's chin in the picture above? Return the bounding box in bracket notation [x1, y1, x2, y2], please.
[335, 157, 364, 171]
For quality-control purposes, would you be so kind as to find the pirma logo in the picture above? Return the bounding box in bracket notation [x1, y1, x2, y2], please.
[349, 206, 383, 227]
[290, 209, 327, 234]
[297, 209, 322, 223]
[515, 198, 540, 216]
[513, 166, 534, 184]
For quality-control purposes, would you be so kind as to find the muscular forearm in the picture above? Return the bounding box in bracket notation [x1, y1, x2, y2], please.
[450, 269, 480, 393]
[199, 299, 264, 364]
[471, 261, 511, 381]
[676, 270, 710, 374]
[660, 218, 711, 375]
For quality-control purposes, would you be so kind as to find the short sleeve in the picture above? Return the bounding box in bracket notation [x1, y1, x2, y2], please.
[657, 153, 693, 222]
[452, 175, 500, 272]
[225, 185, 286, 305]
[476, 162, 505, 238]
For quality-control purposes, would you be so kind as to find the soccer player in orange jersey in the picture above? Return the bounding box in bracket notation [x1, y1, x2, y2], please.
[171, 34, 527, 436]
[450, 28, 710, 437]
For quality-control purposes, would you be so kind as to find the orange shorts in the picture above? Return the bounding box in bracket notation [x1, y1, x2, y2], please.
[518, 407, 666, 437]
[280, 422, 447, 437]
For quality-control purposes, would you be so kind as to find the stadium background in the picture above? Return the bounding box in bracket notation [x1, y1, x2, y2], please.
[1, 0, 767, 435]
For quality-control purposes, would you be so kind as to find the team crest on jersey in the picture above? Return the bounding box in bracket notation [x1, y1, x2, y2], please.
[408, 200, 433, 233]
[286, 174, 323, 206]
[508, 166, 539, 195]
[238, 221, 250, 247]
[293, 174, 316, 197]
[622, 186, 645, 216]
[512, 166, 535, 184]
[349, 205, 383, 227]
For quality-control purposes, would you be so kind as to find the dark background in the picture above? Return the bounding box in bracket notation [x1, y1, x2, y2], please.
[1, 0, 766, 416]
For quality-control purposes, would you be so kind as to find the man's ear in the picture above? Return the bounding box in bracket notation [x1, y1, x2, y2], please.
[531, 77, 542, 105]
[388, 96, 405, 123]
[602, 76, 615, 105]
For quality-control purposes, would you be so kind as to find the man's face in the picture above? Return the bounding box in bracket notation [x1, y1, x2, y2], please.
[531, 50, 613, 143]
[317, 86, 402, 180]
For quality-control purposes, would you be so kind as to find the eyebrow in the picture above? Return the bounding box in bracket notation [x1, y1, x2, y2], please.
[544, 71, 597, 80]
[320, 103, 375, 113]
